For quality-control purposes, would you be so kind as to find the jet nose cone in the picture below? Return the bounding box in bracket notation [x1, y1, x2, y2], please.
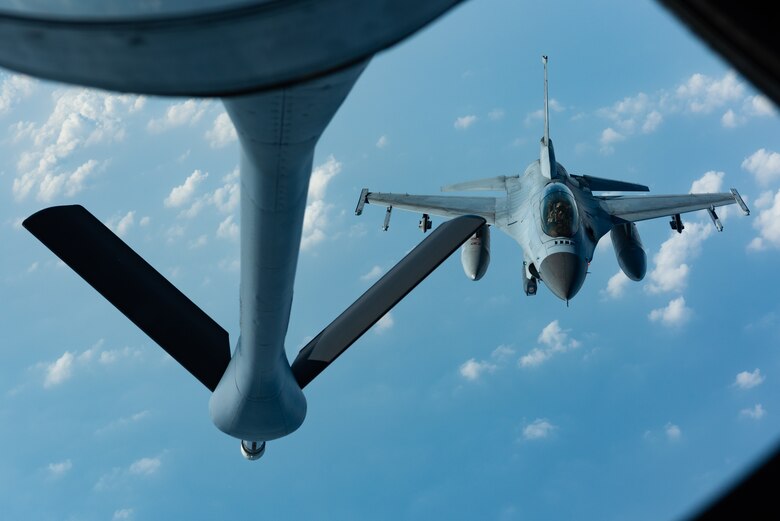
[539, 252, 587, 301]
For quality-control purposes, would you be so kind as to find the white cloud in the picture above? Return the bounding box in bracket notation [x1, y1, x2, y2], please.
[676, 72, 744, 113]
[648, 296, 692, 327]
[488, 109, 505, 121]
[734, 368, 764, 389]
[743, 95, 776, 117]
[597, 71, 768, 151]
[740, 404, 766, 420]
[748, 189, 780, 250]
[519, 321, 581, 368]
[742, 148, 780, 186]
[665, 422, 682, 441]
[95, 411, 150, 436]
[459, 345, 515, 381]
[522, 419, 556, 440]
[147, 99, 209, 133]
[12, 88, 142, 202]
[139, 216, 151, 227]
[205, 111, 237, 148]
[302, 155, 341, 251]
[107, 211, 135, 238]
[454, 115, 477, 130]
[165, 169, 208, 208]
[376, 135, 389, 148]
[374, 312, 394, 334]
[603, 270, 630, 299]
[216, 214, 238, 241]
[599, 127, 624, 154]
[0, 74, 34, 113]
[189, 234, 208, 249]
[129, 457, 161, 476]
[360, 265, 383, 282]
[113, 509, 134, 520]
[47, 459, 72, 478]
[44, 352, 75, 388]
[642, 110, 663, 133]
[647, 221, 713, 293]
[690, 170, 724, 194]
[459, 358, 497, 381]
[721, 109, 741, 128]
[41, 341, 140, 388]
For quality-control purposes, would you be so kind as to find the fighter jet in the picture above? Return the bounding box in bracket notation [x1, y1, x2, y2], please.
[356, 56, 751, 302]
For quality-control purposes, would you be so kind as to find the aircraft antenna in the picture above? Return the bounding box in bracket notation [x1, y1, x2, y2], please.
[542, 55, 550, 146]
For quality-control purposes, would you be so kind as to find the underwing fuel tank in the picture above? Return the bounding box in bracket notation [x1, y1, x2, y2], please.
[610, 222, 646, 281]
[461, 223, 490, 280]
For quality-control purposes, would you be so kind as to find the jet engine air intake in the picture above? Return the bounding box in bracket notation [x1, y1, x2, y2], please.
[461, 223, 490, 280]
[610, 222, 646, 281]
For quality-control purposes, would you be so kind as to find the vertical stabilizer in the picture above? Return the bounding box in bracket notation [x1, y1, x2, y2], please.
[540, 55, 557, 180]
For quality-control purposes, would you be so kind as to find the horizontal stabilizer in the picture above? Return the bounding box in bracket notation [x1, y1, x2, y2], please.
[291, 215, 486, 388]
[441, 175, 515, 192]
[574, 174, 649, 192]
[23, 205, 231, 391]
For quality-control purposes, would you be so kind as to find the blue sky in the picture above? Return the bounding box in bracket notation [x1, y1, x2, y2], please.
[2, 1, 780, 519]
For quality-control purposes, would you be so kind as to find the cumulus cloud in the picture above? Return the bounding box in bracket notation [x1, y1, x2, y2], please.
[95, 411, 150, 436]
[301, 155, 341, 251]
[0, 74, 35, 113]
[740, 404, 766, 420]
[647, 221, 713, 293]
[165, 170, 208, 208]
[454, 115, 477, 130]
[599, 127, 624, 154]
[488, 109, 505, 121]
[205, 111, 237, 148]
[360, 265, 383, 282]
[690, 170, 724, 194]
[676, 72, 744, 113]
[113, 509, 134, 520]
[129, 457, 161, 476]
[734, 368, 764, 389]
[747, 186, 780, 250]
[376, 135, 389, 148]
[597, 71, 767, 151]
[374, 312, 394, 334]
[44, 352, 75, 388]
[744, 95, 776, 117]
[459, 358, 497, 381]
[11, 88, 142, 202]
[40, 341, 141, 389]
[216, 215, 238, 241]
[147, 99, 209, 133]
[47, 459, 73, 479]
[459, 345, 516, 382]
[107, 211, 135, 238]
[742, 148, 780, 186]
[603, 270, 630, 299]
[519, 321, 580, 368]
[648, 296, 692, 327]
[665, 422, 682, 441]
[522, 419, 556, 440]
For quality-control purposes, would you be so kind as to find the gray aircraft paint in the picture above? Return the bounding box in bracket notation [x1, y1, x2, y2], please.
[1, 1, 467, 451]
[362, 57, 749, 301]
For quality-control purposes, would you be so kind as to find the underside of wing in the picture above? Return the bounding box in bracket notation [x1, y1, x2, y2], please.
[598, 192, 745, 222]
[365, 192, 496, 223]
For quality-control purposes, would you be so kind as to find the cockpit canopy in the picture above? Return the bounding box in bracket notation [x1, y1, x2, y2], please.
[541, 184, 579, 238]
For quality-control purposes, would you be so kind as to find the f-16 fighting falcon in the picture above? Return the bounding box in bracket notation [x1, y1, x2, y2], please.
[356, 56, 751, 302]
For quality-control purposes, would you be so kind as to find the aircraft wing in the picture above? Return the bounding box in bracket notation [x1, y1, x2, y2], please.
[597, 190, 748, 222]
[364, 191, 497, 223]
